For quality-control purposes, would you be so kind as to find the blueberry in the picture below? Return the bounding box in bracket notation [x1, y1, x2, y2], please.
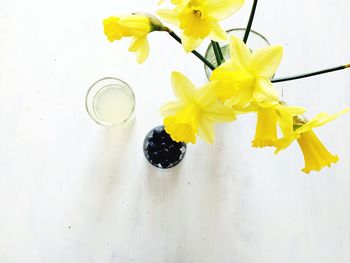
[160, 142, 168, 148]
[162, 131, 171, 139]
[174, 141, 183, 149]
[161, 148, 170, 158]
[169, 154, 179, 162]
[149, 150, 162, 164]
[169, 148, 181, 160]
[147, 141, 158, 151]
[167, 144, 174, 150]
[160, 159, 171, 168]
[152, 130, 163, 142]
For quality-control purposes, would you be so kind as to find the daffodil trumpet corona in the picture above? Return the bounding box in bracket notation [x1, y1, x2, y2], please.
[251, 102, 306, 148]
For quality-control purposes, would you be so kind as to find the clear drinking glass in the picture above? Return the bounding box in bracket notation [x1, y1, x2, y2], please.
[204, 28, 270, 79]
[86, 77, 135, 127]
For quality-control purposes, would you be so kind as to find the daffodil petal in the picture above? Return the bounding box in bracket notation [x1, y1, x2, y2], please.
[160, 101, 184, 116]
[181, 33, 202, 52]
[274, 104, 306, 136]
[137, 40, 149, 64]
[229, 35, 252, 68]
[156, 9, 180, 26]
[251, 45, 283, 78]
[253, 78, 279, 103]
[195, 81, 218, 108]
[208, 21, 228, 42]
[297, 108, 350, 134]
[277, 109, 294, 137]
[274, 134, 299, 154]
[128, 36, 144, 51]
[198, 118, 215, 144]
[172, 0, 189, 8]
[233, 103, 259, 114]
[210, 60, 242, 81]
[171, 71, 196, 103]
[128, 37, 149, 64]
[224, 84, 253, 108]
[204, 0, 245, 20]
[281, 105, 307, 115]
[203, 103, 236, 122]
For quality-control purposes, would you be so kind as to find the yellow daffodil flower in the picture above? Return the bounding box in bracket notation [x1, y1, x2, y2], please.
[103, 14, 167, 64]
[157, 0, 244, 52]
[252, 102, 306, 148]
[211, 35, 283, 109]
[275, 109, 350, 173]
[158, 0, 182, 5]
[160, 72, 236, 144]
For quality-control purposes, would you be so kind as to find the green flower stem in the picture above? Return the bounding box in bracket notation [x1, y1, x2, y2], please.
[211, 41, 224, 66]
[168, 31, 216, 71]
[271, 64, 350, 83]
[243, 0, 258, 43]
[213, 41, 224, 61]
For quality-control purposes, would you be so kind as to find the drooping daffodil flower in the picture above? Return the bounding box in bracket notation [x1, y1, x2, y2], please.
[103, 14, 167, 63]
[211, 35, 283, 109]
[275, 109, 350, 173]
[157, 0, 245, 52]
[252, 101, 306, 148]
[160, 72, 236, 144]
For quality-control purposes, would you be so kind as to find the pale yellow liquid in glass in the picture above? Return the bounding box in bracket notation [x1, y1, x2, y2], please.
[93, 85, 134, 125]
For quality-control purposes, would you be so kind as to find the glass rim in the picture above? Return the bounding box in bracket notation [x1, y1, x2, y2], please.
[85, 77, 136, 127]
[225, 28, 270, 45]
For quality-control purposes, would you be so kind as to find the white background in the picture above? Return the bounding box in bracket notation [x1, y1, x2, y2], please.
[1, 0, 350, 262]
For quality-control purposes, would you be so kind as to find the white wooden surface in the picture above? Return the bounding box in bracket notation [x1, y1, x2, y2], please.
[1, 0, 350, 262]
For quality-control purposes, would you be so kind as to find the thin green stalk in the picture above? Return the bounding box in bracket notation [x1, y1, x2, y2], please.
[243, 0, 258, 43]
[211, 41, 223, 66]
[271, 64, 349, 83]
[168, 31, 216, 71]
[214, 41, 224, 61]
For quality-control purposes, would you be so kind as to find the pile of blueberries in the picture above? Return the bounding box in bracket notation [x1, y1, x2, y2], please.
[143, 126, 186, 169]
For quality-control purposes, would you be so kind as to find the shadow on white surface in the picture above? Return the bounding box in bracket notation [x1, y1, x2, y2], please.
[80, 117, 136, 215]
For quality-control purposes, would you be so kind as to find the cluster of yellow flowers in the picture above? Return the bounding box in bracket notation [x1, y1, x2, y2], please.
[103, 0, 349, 173]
